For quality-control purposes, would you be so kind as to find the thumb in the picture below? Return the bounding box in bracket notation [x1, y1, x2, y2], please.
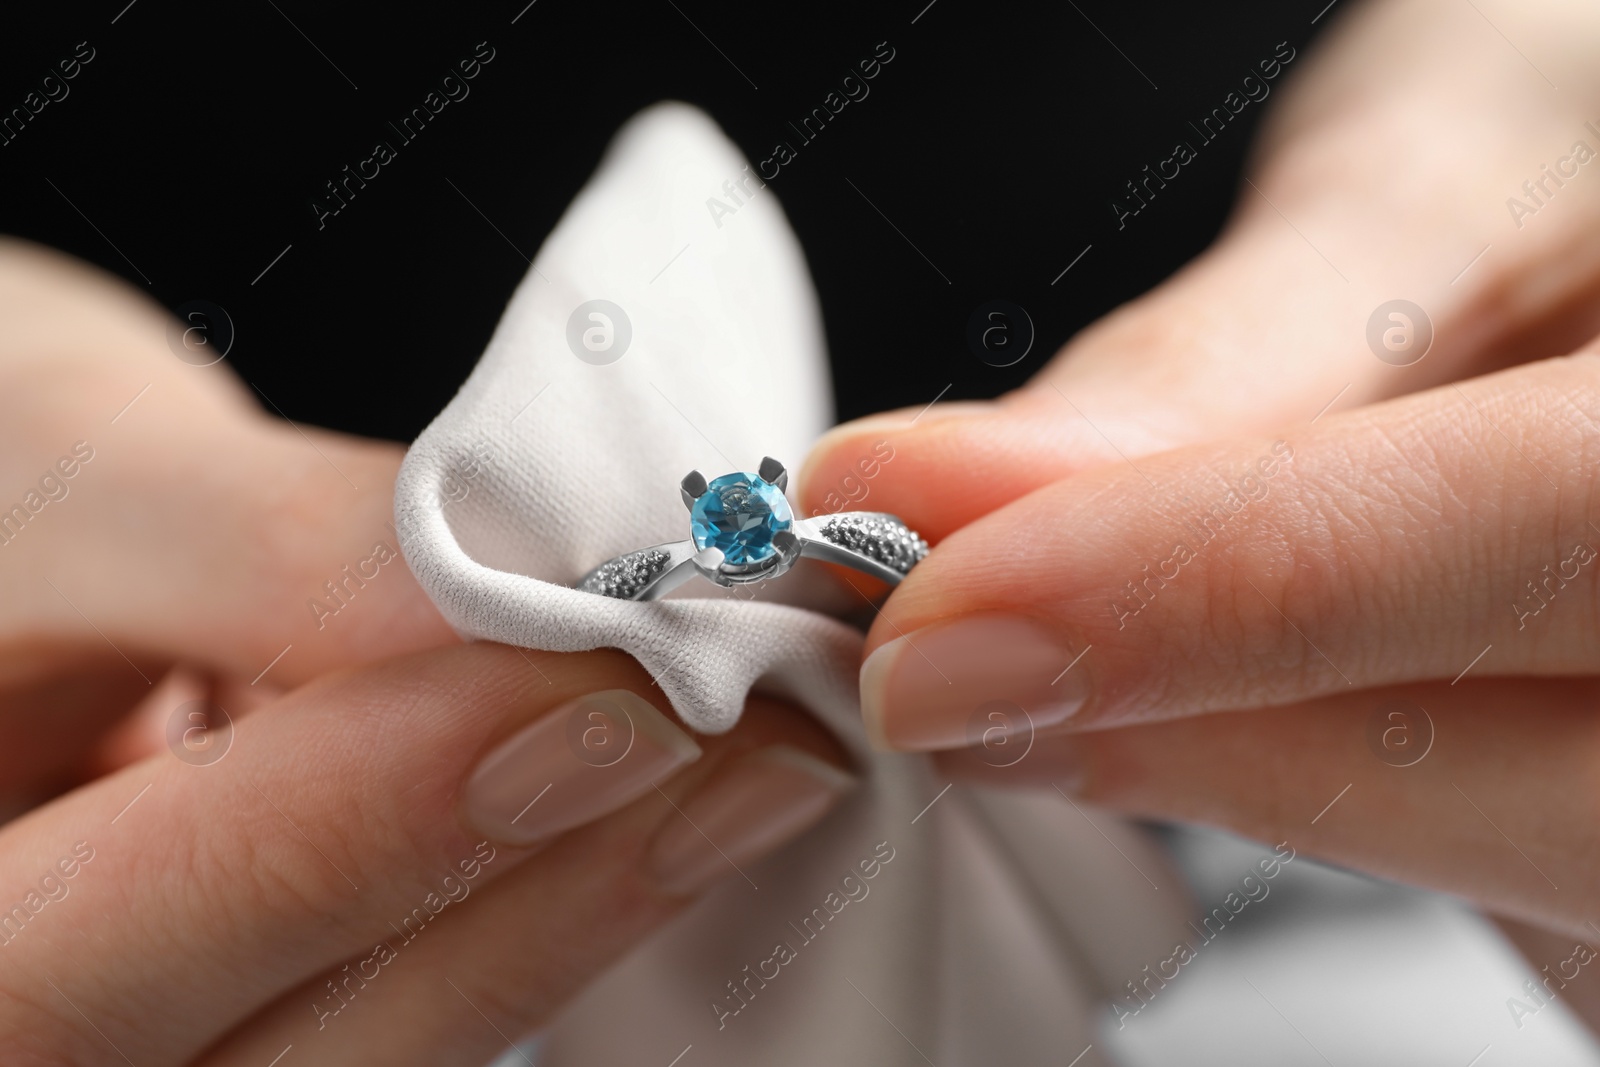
[799, 82, 1600, 541]
[10, 401, 454, 690]
[854, 351, 1600, 751]
[0, 240, 454, 692]
[799, 226, 1367, 542]
[0, 242, 456, 793]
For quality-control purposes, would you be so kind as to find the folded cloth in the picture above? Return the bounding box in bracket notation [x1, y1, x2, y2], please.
[395, 101, 1190, 1065]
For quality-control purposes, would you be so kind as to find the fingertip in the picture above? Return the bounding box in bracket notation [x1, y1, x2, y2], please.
[802, 395, 1120, 548]
[857, 614, 1092, 752]
[797, 401, 995, 521]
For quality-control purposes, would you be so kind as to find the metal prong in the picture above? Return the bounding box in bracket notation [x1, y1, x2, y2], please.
[693, 545, 726, 572]
[758, 456, 788, 493]
[681, 470, 709, 510]
[773, 530, 801, 564]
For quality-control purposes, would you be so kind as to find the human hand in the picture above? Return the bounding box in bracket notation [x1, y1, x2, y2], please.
[0, 237, 457, 803]
[0, 231, 859, 1065]
[803, 0, 1600, 540]
[833, 349, 1600, 938]
[799, 0, 1600, 940]
[0, 642, 852, 1065]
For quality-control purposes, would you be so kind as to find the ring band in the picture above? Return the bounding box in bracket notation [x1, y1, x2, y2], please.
[578, 457, 928, 601]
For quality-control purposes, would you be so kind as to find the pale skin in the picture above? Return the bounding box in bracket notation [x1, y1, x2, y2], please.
[0, 244, 853, 1065]
[801, 0, 1600, 1028]
[3, 0, 1598, 1060]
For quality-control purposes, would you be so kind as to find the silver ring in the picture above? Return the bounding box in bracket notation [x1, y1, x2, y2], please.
[578, 457, 929, 601]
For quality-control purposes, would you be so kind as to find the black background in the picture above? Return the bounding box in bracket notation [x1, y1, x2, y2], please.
[0, 1, 1336, 442]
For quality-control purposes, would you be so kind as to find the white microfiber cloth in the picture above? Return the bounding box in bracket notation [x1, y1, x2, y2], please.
[395, 101, 1190, 1065]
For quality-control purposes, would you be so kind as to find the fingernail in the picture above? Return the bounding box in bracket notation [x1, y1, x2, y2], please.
[465, 690, 702, 846]
[648, 745, 856, 895]
[859, 614, 1090, 752]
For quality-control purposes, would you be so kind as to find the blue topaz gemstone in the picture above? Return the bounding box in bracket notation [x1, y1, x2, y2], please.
[689, 472, 793, 565]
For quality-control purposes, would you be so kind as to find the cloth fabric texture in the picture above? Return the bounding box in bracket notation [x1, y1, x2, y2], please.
[394, 101, 1190, 1065]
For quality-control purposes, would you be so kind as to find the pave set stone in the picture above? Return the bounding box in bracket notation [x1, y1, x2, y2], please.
[577, 548, 670, 599]
[820, 514, 929, 576]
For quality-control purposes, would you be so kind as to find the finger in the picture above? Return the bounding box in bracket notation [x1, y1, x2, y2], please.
[0, 647, 162, 797]
[936, 677, 1595, 938]
[7, 414, 455, 685]
[1493, 916, 1600, 1035]
[800, 3, 1600, 541]
[856, 351, 1600, 749]
[200, 696, 853, 1067]
[798, 234, 1361, 544]
[85, 669, 284, 780]
[0, 644, 756, 1064]
[800, 218, 1600, 545]
[0, 240, 454, 701]
[0, 244, 454, 789]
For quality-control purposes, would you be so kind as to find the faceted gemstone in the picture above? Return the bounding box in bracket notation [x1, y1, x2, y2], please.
[690, 472, 793, 565]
